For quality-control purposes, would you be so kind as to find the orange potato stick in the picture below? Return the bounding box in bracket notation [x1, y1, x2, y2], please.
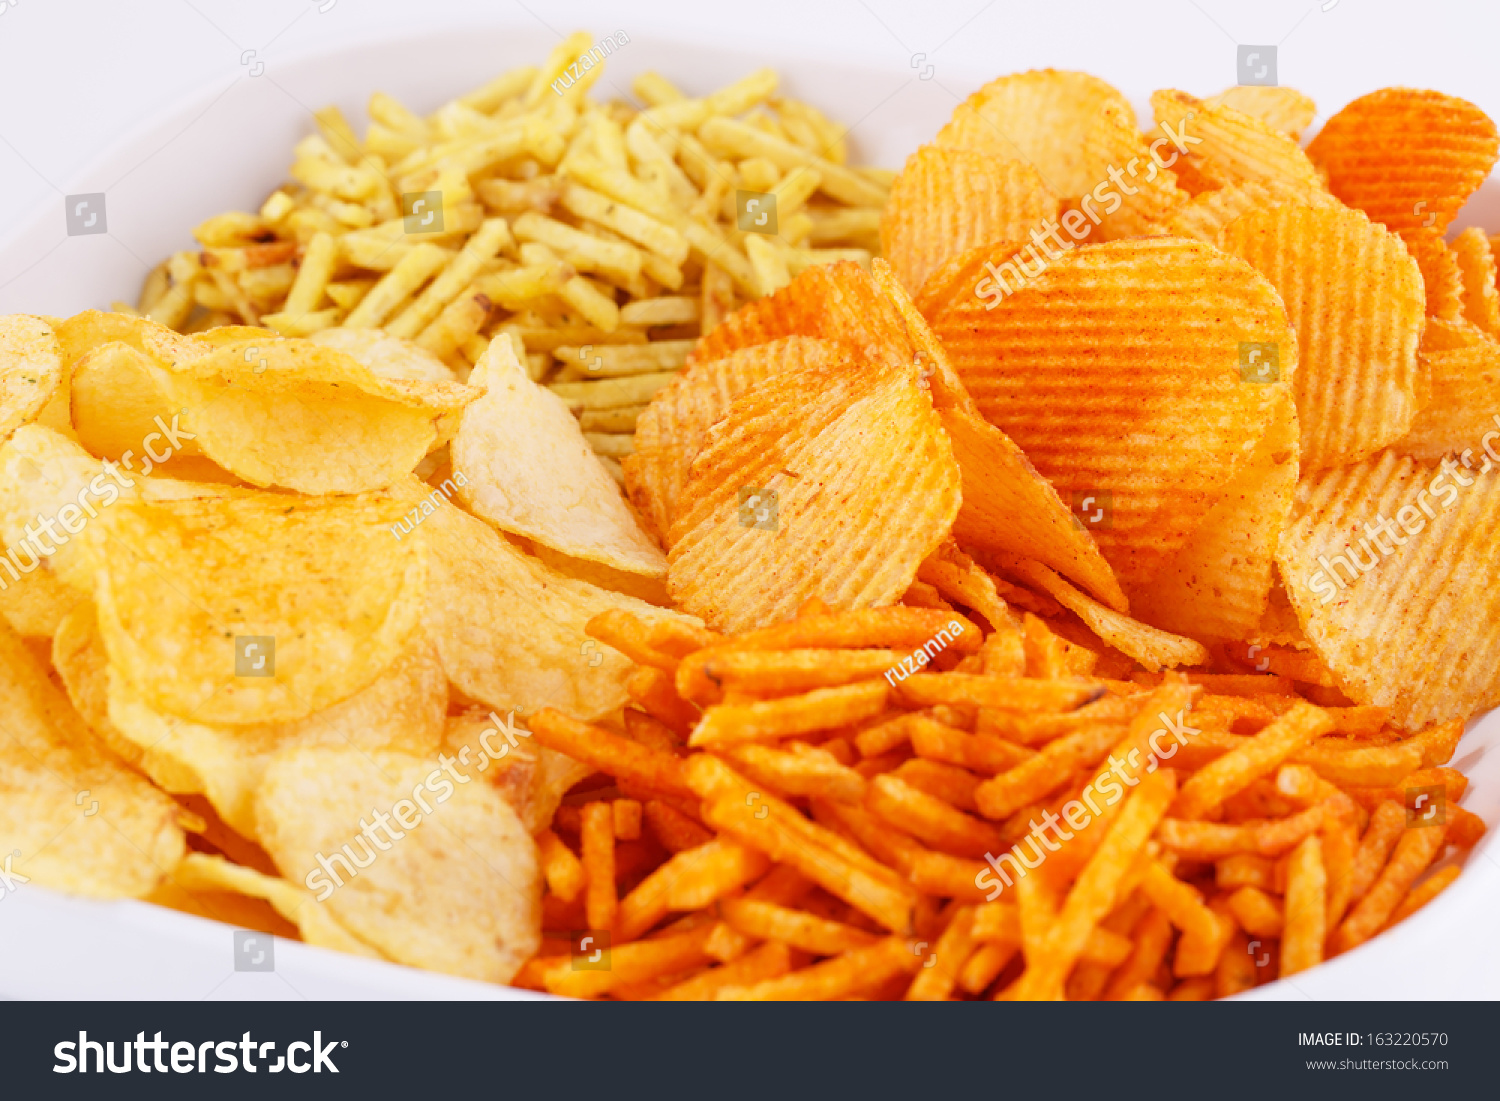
[1345, 766, 1468, 813]
[613, 799, 643, 841]
[907, 851, 994, 902]
[538, 828, 586, 903]
[1335, 822, 1448, 953]
[711, 607, 984, 655]
[690, 681, 889, 747]
[1156, 803, 1326, 860]
[643, 799, 714, 853]
[892, 758, 981, 813]
[1169, 977, 1216, 1001]
[626, 666, 702, 736]
[969, 902, 1128, 966]
[717, 742, 868, 803]
[531, 708, 695, 800]
[1385, 865, 1461, 928]
[908, 715, 1035, 775]
[974, 723, 1125, 820]
[866, 773, 1003, 858]
[1013, 768, 1178, 999]
[895, 673, 1105, 712]
[1225, 886, 1284, 937]
[699, 648, 906, 692]
[716, 936, 918, 1000]
[586, 608, 680, 672]
[979, 694, 1143, 747]
[545, 924, 717, 998]
[1015, 872, 1059, 968]
[581, 802, 618, 934]
[1280, 835, 1327, 977]
[906, 905, 980, 1001]
[1275, 764, 1366, 830]
[855, 712, 917, 758]
[1172, 701, 1333, 819]
[646, 618, 724, 659]
[703, 865, 818, 964]
[959, 942, 1018, 996]
[1410, 719, 1465, 767]
[615, 837, 768, 941]
[979, 627, 1027, 677]
[1216, 853, 1276, 891]
[1292, 738, 1423, 787]
[718, 897, 879, 956]
[902, 578, 953, 611]
[1347, 800, 1407, 904]
[1134, 672, 1295, 697]
[1321, 813, 1359, 928]
[1102, 907, 1174, 1001]
[1123, 983, 1166, 1001]
[653, 940, 793, 1000]
[1139, 861, 1234, 977]
[624, 708, 682, 754]
[1447, 804, 1486, 848]
[1216, 929, 1261, 999]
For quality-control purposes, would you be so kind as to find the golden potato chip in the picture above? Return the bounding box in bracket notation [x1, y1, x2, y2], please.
[934, 69, 1136, 200]
[881, 146, 1059, 295]
[1218, 200, 1425, 471]
[162, 338, 478, 494]
[1202, 85, 1317, 140]
[667, 355, 960, 632]
[52, 309, 200, 372]
[0, 618, 184, 898]
[51, 599, 144, 768]
[1393, 318, 1500, 460]
[1133, 387, 1300, 641]
[1450, 227, 1500, 335]
[1307, 88, 1499, 239]
[91, 489, 424, 724]
[147, 874, 302, 941]
[1151, 90, 1324, 195]
[421, 494, 693, 721]
[1402, 229, 1465, 321]
[627, 336, 854, 542]
[924, 237, 1294, 596]
[255, 745, 541, 983]
[1078, 99, 1188, 239]
[308, 327, 460, 381]
[0, 560, 82, 638]
[1277, 449, 1500, 727]
[453, 338, 666, 577]
[1161, 178, 1338, 243]
[525, 540, 672, 606]
[0, 315, 61, 441]
[107, 631, 446, 837]
[442, 710, 592, 834]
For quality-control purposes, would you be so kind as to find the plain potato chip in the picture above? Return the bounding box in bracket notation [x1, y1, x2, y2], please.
[1307, 88, 1499, 239]
[255, 745, 541, 983]
[881, 146, 1059, 295]
[51, 599, 144, 768]
[453, 337, 666, 577]
[1393, 318, 1500, 460]
[667, 355, 960, 632]
[1202, 85, 1317, 140]
[0, 560, 82, 638]
[1450, 227, 1500, 335]
[1150, 90, 1324, 195]
[525, 540, 672, 606]
[0, 619, 184, 898]
[924, 237, 1294, 596]
[1217, 200, 1425, 470]
[0, 315, 61, 441]
[309, 327, 460, 381]
[1278, 450, 1500, 727]
[90, 489, 425, 724]
[52, 309, 201, 373]
[441, 710, 592, 834]
[1160, 178, 1338, 243]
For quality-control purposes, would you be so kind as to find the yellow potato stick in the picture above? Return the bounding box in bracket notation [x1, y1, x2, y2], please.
[699, 116, 887, 207]
[384, 217, 513, 338]
[343, 242, 450, 328]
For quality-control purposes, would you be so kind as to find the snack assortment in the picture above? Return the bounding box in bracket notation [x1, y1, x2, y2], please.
[0, 36, 1495, 1000]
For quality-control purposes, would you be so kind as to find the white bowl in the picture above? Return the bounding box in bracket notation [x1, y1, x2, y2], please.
[0, 23, 1496, 1000]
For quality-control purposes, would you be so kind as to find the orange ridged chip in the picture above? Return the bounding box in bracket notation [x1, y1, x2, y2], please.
[1150, 89, 1324, 195]
[1307, 87, 1499, 239]
[1401, 229, 1465, 322]
[1393, 318, 1500, 461]
[881, 146, 1059, 295]
[1277, 449, 1500, 728]
[0, 315, 61, 441]
[626, 336, 853, 544]
[667, 355, 960, 632]
[1251, 582, 1312, 651]
[923, 237, 1294, 597]
[1218, 200, 1425, 471]
[934, 69, 1136, 200]
[1203, 85, 1317, 140]
[1078, 100, 1188, 238]
[1450, 227, 1500, 335]
[1161, 178, 1338, 243]
[1133, 387, 1300, 641]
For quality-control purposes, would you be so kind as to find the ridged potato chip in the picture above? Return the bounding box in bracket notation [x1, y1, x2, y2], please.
[1252, 581, 1312, 651]
[454, 338, 666, 576]
[1150, 90, 1324, 195]
[667, 354, 960, 632]
[924, 237, 1294, 596]
[881, 146, 1059, 295]
[1217, 201, 1425, 470]
[1402, 229, 1465, 322]
[1393, 318, 1500, 460]
[1450, 227, 1500, 335]
[1161, 178, 1337, 243]
[0, 315, 61, 441]
[91, 489, 425, 724]
[1078, 99, 1188, 239]
[1203, 85, 1317, 140]
[934, 69, 1136, 200]
[1133, 387, 1300, 641]
[1307, 87, 1499, 239]
[1277, 449, 1500, 727]
[255, 745, 540, 983]
[0, 619, 185, 899]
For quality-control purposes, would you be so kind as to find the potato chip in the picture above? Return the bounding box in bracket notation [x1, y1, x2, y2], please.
[441, 711, 591, 834]
[91, 488, 425, 724]
[51, 599, 145, 769]
[924, 237, 1294, 596]
[525, 540, 672, 606]
[1393, 318, 1500, 460]
[0, 560, 82, 638]
[1133, 387, 1299, 641]
[421, 493, 693, 722]
[1217, 201, 1424, 470]
[107, 630, 446, 837]
[1401, 229, 1465, 322]
[1251, 581, 1312, 651]
[255, 745, 541, 983]
[1077, 100, 1188, 239]
[1277, 449, 1500, 727]
[308, 326, 460, 381]
[626, 336, 854, 542]
[880, 146, 1058, 295]
[1160, 179, 1338, 243]
[934, 70, 1136, 200]
[454, 338, 666, 576]
[1151, 90, 1324, 195]
[162, 338, 478, 494]
[52, 308, 201, 373]
[0, 619, 184, 898]
[0, 315, 61, 441]
[1307, 88, 1499, 239]
[1450, 227, 1500, 335]
[1202, 85, 1317, 140]
[667, 354, 960, 632]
